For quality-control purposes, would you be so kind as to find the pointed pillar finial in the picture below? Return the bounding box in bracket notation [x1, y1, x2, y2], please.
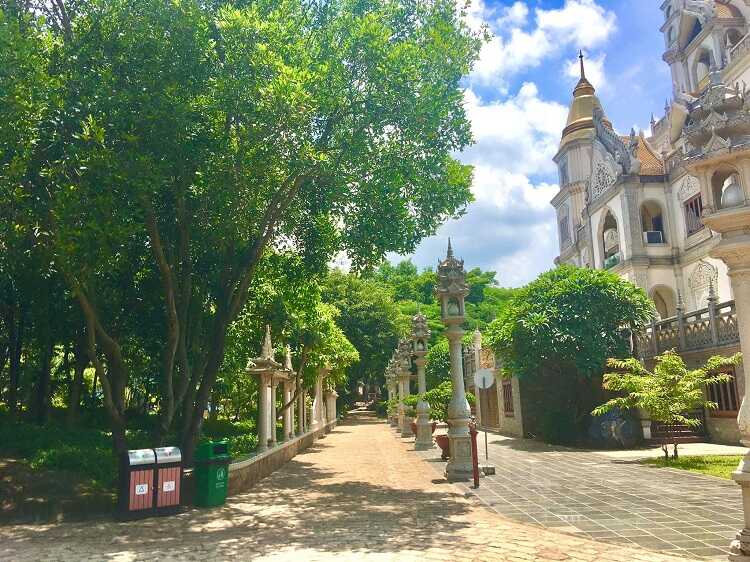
[579, 50, 585, 79]
[447, 237, 454, 259]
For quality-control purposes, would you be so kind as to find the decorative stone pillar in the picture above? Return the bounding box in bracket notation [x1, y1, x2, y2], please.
[257, 373, 271, 452]
[297, 386, 305, 435]
[398, 339, 414, 437]
[247, 325, 281, 453]
[283, 346, 295, 441]
[435, 240, 473, 481]
[702, 220, 750, 560]
[678, 73, 750, 559]
[412, 312, 433, 449]
[386, 360, 398, 427]
[326, 390, 338, 423]
[311, 366, 329, 431]
[269, 378, 278, 447]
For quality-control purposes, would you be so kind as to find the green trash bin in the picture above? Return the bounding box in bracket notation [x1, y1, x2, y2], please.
[193, 440, 231, 507]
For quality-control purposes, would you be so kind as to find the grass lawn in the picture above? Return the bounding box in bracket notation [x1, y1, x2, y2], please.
[642, 455, 742, 479]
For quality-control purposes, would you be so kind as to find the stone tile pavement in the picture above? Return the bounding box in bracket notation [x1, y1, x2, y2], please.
[1, 412, 703, 561]
[416, 430, 743, 561]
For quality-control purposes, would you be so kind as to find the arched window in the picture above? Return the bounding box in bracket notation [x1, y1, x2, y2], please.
[651, 286, 677, 319]
[695, 49, 713, 86]
[711, 166, 745, 209]
[641, 201, 666, 244]
[601, 211, 620, 269]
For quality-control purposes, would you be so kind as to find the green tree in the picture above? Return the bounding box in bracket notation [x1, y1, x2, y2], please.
[322, 270, 403, 392]
[485, 265, 655, 438]
[425, 338, 450, 389]
[593, 351, 742, 460]
[4, 0, 480, 460]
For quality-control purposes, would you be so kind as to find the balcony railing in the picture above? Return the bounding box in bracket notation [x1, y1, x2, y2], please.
[729, 32, 750, 64]
[634, 298, 739, 359]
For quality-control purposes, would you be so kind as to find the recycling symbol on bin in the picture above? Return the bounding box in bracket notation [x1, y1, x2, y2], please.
[217, 467, 226, 481]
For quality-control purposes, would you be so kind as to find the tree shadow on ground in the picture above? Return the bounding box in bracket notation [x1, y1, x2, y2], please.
[2, 427, 477, 559]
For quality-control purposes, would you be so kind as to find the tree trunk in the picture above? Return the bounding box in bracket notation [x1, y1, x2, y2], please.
[67, 336, 88, 426]
[7, 302, 23, 418]
[673, 441, 679, 460]
[33, 339, 54, 424]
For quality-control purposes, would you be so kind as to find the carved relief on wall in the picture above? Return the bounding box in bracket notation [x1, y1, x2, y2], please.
[677, 175, 700, 201]
[591, 161, 616, 200]
[688, 260, 718, 309]
[603, 228, 619, 252]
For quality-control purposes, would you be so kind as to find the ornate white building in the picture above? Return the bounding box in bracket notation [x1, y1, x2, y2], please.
[552, 0, 750, 318]
[551, 0, 750, 442]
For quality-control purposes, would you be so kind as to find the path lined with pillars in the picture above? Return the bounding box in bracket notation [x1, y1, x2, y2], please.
[2, 411, 697, 562]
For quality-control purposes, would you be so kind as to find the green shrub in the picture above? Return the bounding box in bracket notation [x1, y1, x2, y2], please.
[374, 400, 388, 418]
[424, 381, 475, 423]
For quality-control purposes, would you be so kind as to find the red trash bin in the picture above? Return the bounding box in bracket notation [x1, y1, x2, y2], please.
[118, 449, 156, 519]
[154, 446, 183, 514]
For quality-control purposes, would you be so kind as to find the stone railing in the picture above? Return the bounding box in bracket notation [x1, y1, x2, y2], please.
[634, 298, 739, 359]
[729, 32, 750, 64]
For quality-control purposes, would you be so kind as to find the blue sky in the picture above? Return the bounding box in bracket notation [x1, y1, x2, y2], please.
[389, 0, 673, 286]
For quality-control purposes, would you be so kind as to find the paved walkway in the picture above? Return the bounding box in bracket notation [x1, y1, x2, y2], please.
[422, 431, 744, 560]
[1, 413, 703, 562]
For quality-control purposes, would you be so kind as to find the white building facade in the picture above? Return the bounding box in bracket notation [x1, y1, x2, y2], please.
[551, 0, 750, 443]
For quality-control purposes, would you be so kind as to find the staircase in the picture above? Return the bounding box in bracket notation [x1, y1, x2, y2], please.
[649, 410, 707, 444]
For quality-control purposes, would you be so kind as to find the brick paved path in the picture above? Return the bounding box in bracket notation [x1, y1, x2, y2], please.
[1, 412, 699, 561]
[426, 432, 743, 560]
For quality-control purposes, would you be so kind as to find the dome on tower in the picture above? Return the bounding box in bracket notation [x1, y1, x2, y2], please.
[560, 53, 612, 149]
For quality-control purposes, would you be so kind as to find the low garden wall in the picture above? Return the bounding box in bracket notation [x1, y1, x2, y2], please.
[227, 419, 337, 495]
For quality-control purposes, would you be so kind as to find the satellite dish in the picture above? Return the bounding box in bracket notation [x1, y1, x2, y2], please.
[474, 368, 495, 390]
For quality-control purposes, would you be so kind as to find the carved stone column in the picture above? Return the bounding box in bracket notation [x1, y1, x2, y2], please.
[269, 378, 278, 448]
[700, 203, 750, 559]
[436, 241, 473, 481]
[412, 313, 433, 449]
[257, 373, 271, 452]
[312, 372, 323, 431]
[282, 381, 293, 442]
[247, 325, 281, 453]
[398, 340, 414, 437]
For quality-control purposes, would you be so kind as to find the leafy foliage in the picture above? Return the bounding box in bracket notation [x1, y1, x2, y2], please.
[593, 351, 742, 429]
[486, 265, 655, 380]
[423, 381, 475, 423]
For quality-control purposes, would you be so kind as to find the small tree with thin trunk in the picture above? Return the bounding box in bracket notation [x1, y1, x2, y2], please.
[592, 350, 742, 460]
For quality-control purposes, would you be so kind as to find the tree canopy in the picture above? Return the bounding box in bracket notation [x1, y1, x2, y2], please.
[485, 265, 655, 380]
[0, 0, 481, 462]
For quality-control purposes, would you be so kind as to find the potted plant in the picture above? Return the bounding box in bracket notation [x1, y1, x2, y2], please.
[404, 394, 438, 435]
[424, 381, 476, 460]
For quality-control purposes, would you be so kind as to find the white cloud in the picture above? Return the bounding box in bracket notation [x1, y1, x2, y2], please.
[470, 0, 616, 88]
[462, 84, 568, 178]
[396, 1, 617, 286]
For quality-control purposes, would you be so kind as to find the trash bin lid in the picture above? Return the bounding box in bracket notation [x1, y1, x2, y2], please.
[196, 440, 229, 460]
[127, 448, 156, 466]
[154, 446, 181, 464]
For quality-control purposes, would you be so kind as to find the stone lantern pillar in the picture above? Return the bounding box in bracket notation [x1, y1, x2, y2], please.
[675, 73, 750, 560]
[398, 340, 414, 437]
[386, 359, 398, 427]
[435, 240, 473, 481]
[312, 366, 329, 431]
[412, 312, 433, 449]
[247, 325, 282, 453]
[282, 346, 295, 442]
